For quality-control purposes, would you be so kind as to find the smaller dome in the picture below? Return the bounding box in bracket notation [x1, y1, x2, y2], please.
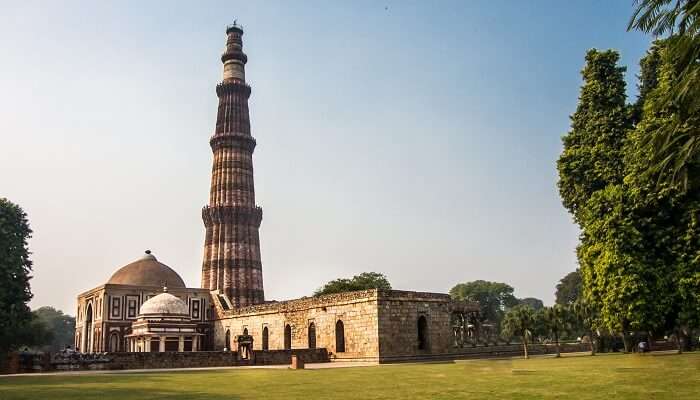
[139, 292, 189, 316]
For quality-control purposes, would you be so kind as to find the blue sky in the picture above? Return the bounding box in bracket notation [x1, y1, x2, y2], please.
[0, 1, 652, 313]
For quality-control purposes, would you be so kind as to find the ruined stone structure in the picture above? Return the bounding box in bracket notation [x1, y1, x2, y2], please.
[201, 22, 264, 308]
[74, 23, 482, 364]
[211, 289, 479, 362]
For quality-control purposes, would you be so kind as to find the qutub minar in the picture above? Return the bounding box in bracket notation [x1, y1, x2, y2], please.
[74, 23, 481, 362]
[201, 23, 265, 307]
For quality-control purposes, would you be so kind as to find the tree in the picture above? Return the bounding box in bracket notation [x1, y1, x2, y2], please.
[555, 270, 582, 306]
[501, 305, 536, 359]
[572, 299, 599, 355]
[557, 49, 631, 224]
[629, 0, 700, 189]
[557, 49, 648, 352]
[541, 305, 571, 357]
[31, 307, 76, 352]
[518, 297, 544, 311]
[0, 198, 34, 355]
[623, 41, 700, 350]
[449, 280, 518, 325]
[313, 272, 391, 296]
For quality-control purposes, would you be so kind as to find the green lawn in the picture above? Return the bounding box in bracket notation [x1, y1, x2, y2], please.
[1, 352, 698, 400]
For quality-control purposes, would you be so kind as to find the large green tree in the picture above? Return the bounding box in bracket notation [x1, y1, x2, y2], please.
[449, 280, 518, 325]
[518, 297, 544, 311]
[555, 270, 582, 306]
[0, 198, 34, 355]
[557, 49, 631, 224]
[313, 272, 391, 296]
[31, 307, 76, 352]
[623, 41, 700, 348]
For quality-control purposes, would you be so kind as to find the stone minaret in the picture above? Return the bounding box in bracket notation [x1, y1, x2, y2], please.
[201, 23, 264, 307]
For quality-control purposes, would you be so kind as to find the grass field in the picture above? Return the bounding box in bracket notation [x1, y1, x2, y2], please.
[1, 352, 698, 400]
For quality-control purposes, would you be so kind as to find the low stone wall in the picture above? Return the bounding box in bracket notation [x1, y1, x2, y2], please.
[51, 349, 329, 371]
[378, 343, 590, 363]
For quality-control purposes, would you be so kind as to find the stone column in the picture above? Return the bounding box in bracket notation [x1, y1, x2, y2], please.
[178, 337, 184, 352]
[159, 336, 165, 352]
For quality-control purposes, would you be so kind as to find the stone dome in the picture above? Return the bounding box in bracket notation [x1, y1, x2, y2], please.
[107, 251, 186, 288]
[139, 291, 189, 316]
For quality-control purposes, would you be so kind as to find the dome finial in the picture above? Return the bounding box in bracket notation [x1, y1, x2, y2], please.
[145, 249, 151, 255]
[163, 281, 168, 293]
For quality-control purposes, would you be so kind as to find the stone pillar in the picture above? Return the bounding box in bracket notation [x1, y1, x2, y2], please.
[159, 336, 165, 352]
[178, 337, 184, 352]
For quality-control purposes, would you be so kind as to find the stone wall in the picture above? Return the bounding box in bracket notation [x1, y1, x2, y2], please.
[214, 290, 381, 358]
[50, 349, 328, 371]
[377, 290, 469, 359]
[379, 343, 590, 363]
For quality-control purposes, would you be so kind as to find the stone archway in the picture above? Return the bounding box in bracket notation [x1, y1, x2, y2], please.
[83, 303, 93, 353]
[418, 315, 429, 351]
[262, 326, 269, 350]
[335, 320, 345, 353]
[284, 324, 292, 350]
[308, 322, 316, 349]
[225, 329, 231, 350]
[108, 331, 120, 352]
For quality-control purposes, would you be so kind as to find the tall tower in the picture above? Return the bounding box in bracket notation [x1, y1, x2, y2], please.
[201, 23, 264, 307]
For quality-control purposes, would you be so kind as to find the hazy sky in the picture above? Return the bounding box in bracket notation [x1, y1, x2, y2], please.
[1, 1, 651, 314]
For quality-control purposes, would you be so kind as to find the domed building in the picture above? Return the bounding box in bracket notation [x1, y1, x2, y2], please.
[75, 251, 210, 353]
[125, 289, 203, 352]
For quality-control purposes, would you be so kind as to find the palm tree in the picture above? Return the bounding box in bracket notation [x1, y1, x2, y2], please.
[572, 300, 598, 355]
[542, 305, 570, 358]
[501, 305, 535, 359]
[628, 0, 700, 189]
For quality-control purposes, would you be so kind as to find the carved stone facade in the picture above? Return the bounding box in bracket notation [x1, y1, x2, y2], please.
[74, 252, 210, 353]
[200, 23, 264, 307]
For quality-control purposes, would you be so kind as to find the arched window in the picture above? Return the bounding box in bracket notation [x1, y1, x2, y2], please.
[308, 322, 316, 349]
[225, 329, 231, 350]
[284, 324, 292, 350]
[335, 320, 345, 353]
[84, 303, 93, 353]
[108, 332, 120, 352]
[418, 315, 429, 350]
[262, 326, 269, 351]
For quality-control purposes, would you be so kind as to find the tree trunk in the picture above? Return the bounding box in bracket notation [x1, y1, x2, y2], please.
[621, 332, 630, 353]
[589, 330, 596, 356]
[647, 331, 653, 352]
[523, 339, 529, 359]
[676, 329, 684, 354]
[555, 331, 561, 358]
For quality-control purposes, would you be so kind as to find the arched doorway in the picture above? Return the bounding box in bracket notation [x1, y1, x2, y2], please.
[308, 322, 316, 349]
[335, 320, 345, 353]
[418, 315, 429, 350]
[262, 326, 269, 350]
[284, 324, 292, 350]
[243, 327, 248, 335]
[108, 332, 120, 352]
[83, 303, 93, 353]
[225, 329, 231, 350]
